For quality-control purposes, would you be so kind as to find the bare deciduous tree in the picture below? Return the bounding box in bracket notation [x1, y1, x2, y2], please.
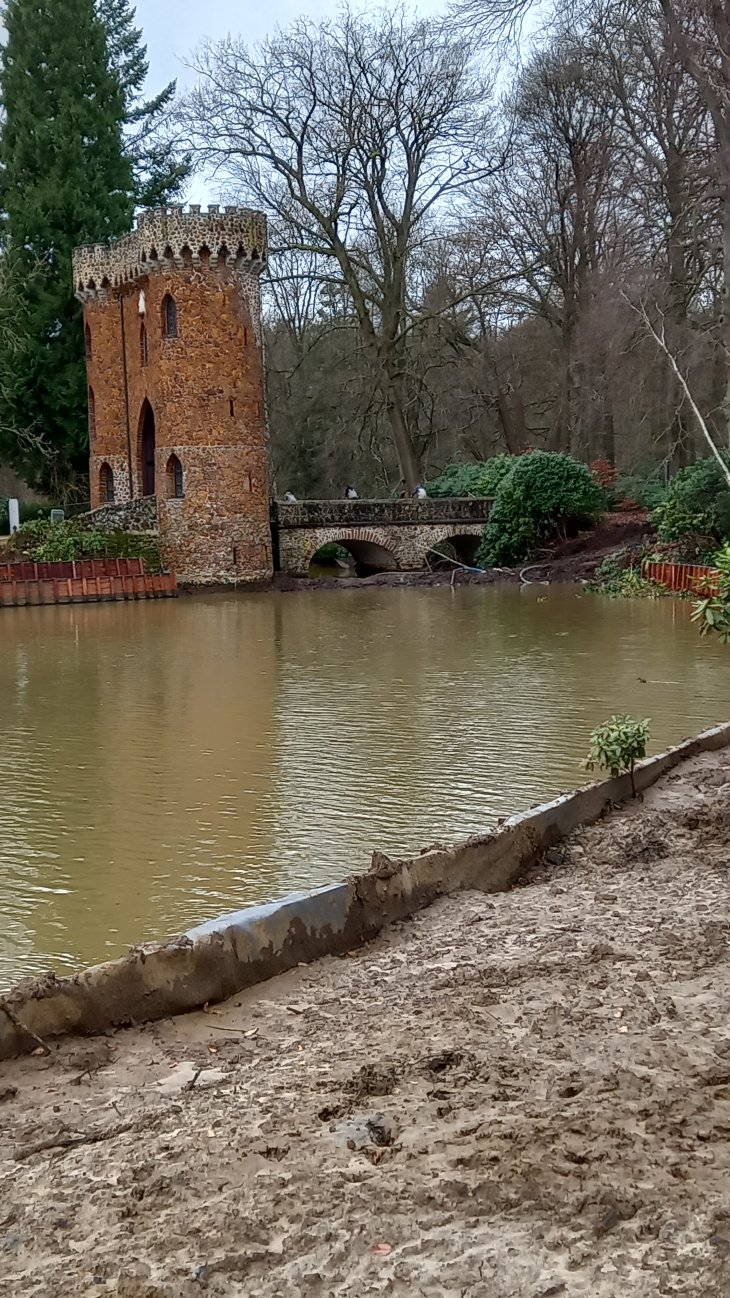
[451, 0, 730, 445]
[165, 2, 730, 497]
[664, 0, 730, 439]
[178, 8, 500, 490]
[628, 294, 730, 484]
[476, 34, 622, 456]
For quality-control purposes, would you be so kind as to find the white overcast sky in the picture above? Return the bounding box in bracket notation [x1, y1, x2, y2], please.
[135, 0, 443, 201]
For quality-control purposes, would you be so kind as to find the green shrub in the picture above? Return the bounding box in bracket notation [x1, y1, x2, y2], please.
[428, 457, 518, 499]
[101, 530, 163, 573]
[584, 714, 650, 798]
[9, 518, 162, 570]
[587, 551, 665, 598]
[13, 517, 103, 561]
[652, 457, 730, 546]
[426, 463, 490, 497]
[610, 568, 665, 597]
[473, 455, 516, 497]
[692, 543, 730, 643]
[311, 542, 352, 564]
[616, 465, 667, 510]
[476, 451, 606, 567]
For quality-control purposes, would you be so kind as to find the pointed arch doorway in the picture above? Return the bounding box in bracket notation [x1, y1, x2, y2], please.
[139, 399, 156, 496]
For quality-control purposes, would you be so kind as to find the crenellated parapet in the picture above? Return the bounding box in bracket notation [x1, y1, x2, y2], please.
[73, 204, 268, 300]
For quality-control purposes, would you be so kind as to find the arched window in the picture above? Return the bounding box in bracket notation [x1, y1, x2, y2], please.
[162, 294, 178, 338]
[140, 399, 156, 496]
[166, 454, 184, 499]
[84, 323, 92, 360]
[99, 462, 114, 503]
[140, 321, 148, 367]
[88, 386, 96, 438]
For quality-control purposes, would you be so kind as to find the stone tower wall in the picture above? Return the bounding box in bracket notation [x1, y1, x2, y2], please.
[74, 205, 272, 585]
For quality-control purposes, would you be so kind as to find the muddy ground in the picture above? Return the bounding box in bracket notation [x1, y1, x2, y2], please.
[2, 745, 729, 1297]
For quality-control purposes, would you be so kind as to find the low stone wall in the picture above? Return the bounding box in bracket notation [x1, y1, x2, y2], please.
[1, 720, 729, 1060]
[82, 496, 159, 534]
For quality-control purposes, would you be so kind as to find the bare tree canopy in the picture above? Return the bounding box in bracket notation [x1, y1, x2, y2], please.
[161, 1, 730, 500]
[178, 7, 499, 490]
[446, 0, 730, 437]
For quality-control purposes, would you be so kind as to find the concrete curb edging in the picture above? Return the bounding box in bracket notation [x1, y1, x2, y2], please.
[2, 720, 729, 1061]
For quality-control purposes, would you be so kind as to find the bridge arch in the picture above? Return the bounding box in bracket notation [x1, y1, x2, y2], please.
[307, 528, 399, 577]
[424, 531, 483, 570]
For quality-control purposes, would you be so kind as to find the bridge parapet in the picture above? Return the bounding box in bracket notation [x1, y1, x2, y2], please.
[272, 497, 493, 529]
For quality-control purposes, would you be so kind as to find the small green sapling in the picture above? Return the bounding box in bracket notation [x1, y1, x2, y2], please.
[584, 714, 651, 798]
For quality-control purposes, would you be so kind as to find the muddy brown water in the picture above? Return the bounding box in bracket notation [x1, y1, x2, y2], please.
[2, 584, 729, 988]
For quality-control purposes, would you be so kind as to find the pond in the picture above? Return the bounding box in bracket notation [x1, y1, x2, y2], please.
[2, 584, 729, 987]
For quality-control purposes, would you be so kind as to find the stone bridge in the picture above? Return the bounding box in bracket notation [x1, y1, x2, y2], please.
[272, 498, 493, 576]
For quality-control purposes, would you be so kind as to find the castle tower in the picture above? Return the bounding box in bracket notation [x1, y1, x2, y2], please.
[73, 205, 272, 584]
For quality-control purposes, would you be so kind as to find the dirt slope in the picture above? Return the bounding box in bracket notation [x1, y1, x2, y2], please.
[1, 747, 729, 1297]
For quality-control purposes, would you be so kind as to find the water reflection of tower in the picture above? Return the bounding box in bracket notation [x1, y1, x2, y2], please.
[267, 588, 448, 880]
[22, 597, 281, 973]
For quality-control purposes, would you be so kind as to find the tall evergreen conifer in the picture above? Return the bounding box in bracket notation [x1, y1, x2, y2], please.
[0, 0, 135, 496]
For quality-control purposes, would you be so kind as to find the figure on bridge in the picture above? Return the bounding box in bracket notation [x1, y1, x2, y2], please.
[283, 491, 298, 502]
[345, 486, 359, 499]
[412, 484, 427, 498]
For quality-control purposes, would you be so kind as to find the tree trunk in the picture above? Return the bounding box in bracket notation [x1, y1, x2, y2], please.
[672, 411, 691, 469]
[483, 346, 523, 453]
[665, 149, 695, 469]
[721, 178, 730, 446]
[384, 392, 420, 491]
[557, 330, 578, 456]
[599, 396, 616, 465]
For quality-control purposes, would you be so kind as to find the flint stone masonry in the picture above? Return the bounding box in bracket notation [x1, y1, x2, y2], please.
[279, 524, 486, 574]
[73, 205, 267, 298]
[74, 205, 273, 586]
[274, 499, 494, 528]
[1, 720, 728, 1059]
[272, 498, 493, 576]
[89, 455, 132, 505]
[82, 497, 158, 533]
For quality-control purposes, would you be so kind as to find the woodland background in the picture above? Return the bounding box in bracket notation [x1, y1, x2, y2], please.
[0, 0, 728, 501]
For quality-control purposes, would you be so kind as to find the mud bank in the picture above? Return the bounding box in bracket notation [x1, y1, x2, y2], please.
[1, 722, 728, 1063]
[179, 567, 514, 595]
[2, 744, 730, 1296]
